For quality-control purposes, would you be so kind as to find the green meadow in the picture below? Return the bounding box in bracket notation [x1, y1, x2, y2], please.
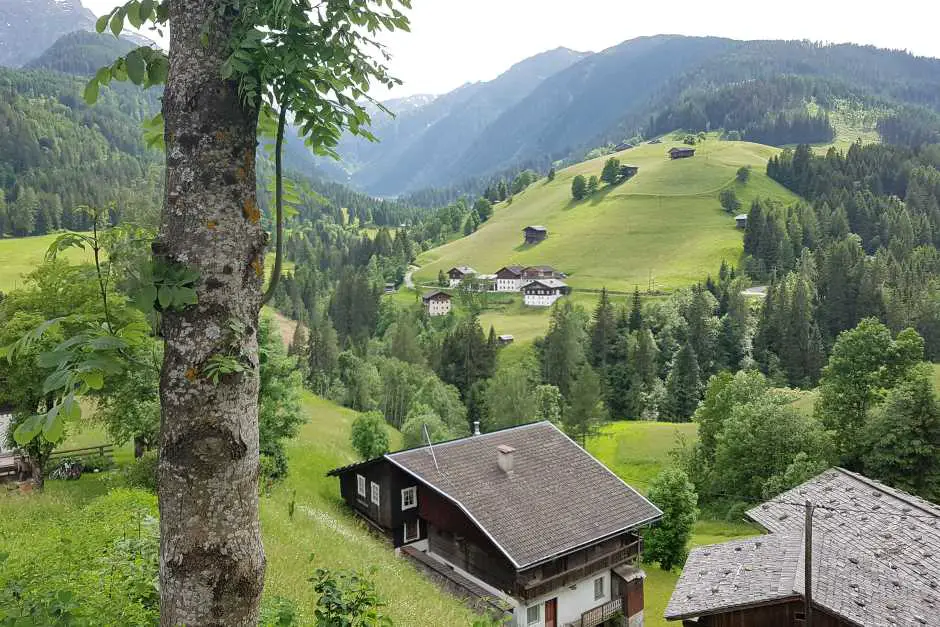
[415, 136, 799, 294]
[0, 233, 94, 293]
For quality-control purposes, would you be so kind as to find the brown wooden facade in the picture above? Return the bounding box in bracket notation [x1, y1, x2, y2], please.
[332, 457, 644, 601]
[523, 226, 547, 245]
[679, 599, 855, 627]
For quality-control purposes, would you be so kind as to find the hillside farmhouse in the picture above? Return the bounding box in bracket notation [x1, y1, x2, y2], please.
[524, 225, 548, 245]
[496, 265, 525, 292]
[735, 214, 748, 229]
[620, 164, 640, 179]
[422, 290, 452, 317]
[523, 279, 569, 307]
[523, 266, 566, 280]
[328, 422, 662, 627]
[666, 468, 940, 627]
[447, 266, 477, 287]
[668, 147, 696, 159]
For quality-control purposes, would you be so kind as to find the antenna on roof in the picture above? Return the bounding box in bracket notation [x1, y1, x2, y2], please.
[422, 423, 440, 472]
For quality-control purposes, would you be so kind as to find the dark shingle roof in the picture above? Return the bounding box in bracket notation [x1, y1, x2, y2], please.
[387, 422, 661, 569]
[523, 225, 547, 232]
[666, 468, 940, 626]
[422, 290, 451, 302]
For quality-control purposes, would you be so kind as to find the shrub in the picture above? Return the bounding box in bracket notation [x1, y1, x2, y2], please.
[351, 412, 390, 460]
[123, 450, 158, 493]
[83, 453, 115, 472]
[260, 595, 300, 626]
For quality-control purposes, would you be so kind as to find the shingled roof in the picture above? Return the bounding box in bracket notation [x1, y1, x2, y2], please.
[386, 422, 661, 569]
[665, 468, 940, 626]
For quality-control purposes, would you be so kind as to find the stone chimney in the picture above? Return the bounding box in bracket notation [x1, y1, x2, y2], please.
[473, 421, 481, 436]
[497, 444, 516, 474]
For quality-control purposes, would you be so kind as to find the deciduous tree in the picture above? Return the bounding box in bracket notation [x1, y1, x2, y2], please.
[643, 468, 698, 571]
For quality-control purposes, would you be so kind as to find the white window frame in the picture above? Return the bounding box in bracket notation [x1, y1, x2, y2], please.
[370, 481, 380, 506]
[526, 603, 541, 626]
[594, 575, 605, 601]
[403, 518, 421, 543]
[401, 486, 417, 511]
[356, 474, 366, 498]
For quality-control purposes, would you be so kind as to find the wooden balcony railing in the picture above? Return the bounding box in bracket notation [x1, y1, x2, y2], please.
[520, 539, 639, 600]
[563, 598, 623, 627]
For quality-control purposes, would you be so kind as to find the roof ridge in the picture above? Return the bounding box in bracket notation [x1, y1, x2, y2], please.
[386, 421, 550, 458]
[833, 467, 940, 518]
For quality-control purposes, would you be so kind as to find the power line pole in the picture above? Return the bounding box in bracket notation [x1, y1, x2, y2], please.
[804, 500, 814, 627]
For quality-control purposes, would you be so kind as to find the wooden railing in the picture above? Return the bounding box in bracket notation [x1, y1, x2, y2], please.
[575, 598, 623, 627]
[520, 539, 639, 600]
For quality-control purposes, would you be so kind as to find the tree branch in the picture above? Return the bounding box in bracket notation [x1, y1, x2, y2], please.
[261, 104, 287, 306]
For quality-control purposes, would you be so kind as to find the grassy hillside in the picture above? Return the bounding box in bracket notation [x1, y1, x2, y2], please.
[415, 136, 799, 293]
[0, 233, 93, 293]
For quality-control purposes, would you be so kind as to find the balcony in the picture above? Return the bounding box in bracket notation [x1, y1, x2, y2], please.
[564, 597, 623, 627]
[520, 539, 640, 600]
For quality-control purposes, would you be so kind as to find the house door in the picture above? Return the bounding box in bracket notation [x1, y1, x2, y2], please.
[544, 598, 557, 627]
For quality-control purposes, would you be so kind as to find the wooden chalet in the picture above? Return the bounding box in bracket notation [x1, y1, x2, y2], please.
[328, 422, 662, 627]
[523, 226, 548, 245]
[668, 147, 696, 160]
[665, 468, 940, 627]
[447, 265, 477, 287]
[496, 265, 526, 292]
[422, 290, 452, 317]
[614, 142, 634, 151]
[734, 214, 748, 229]
[522, 265, 565, 280]
[523, 279, 569, 307]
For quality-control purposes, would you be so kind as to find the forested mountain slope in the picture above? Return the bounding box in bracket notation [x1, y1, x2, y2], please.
[323, 36, 940, 197]
[0, 0, 95, 67]
[26, 31, 137, 75]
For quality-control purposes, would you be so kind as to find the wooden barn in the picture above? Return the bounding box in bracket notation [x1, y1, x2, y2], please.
[665, 468, 940, 627]
[668, 147, 696, 159]
[328, 422, 662, 627]
[523, 225, 548, 245]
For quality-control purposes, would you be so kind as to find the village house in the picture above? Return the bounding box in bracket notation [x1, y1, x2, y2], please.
[328, 422, 662, 627]
[422, 290, 452, 316]
[665, 468, 940, 627]
[523, 265, 566, 281]
[523, 226, 548, 245]
[447, 266, 477, 287]
[496, 265, 525, 292]
[620, 164, 640, 179]
[668, 147, 696, 160]
[734, 214, 748, 229]
[523, 278, 569, 307]
[497, 334, 515, 346]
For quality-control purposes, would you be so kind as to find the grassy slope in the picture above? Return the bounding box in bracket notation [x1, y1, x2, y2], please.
[0, 233, 94, 292]
[415, 137, 798, 293]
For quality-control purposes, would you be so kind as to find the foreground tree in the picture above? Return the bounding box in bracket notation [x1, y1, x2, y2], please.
[643, 468, 698, 571]
[88, 1, 410, 622]
[350, 411, 391, 460]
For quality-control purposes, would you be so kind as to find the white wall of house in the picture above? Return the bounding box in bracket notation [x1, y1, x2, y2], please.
[425, 298, 451, 316]
[523, 291, 562, 307]
[496, 277, 522, 292]
[448, 278, 462, 288]
[0, 412, 12, 454]
[514, 569, 612, 627]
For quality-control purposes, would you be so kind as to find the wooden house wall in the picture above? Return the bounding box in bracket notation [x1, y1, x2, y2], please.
[420, 487, 516, 592]
[691, 600, 853, 627]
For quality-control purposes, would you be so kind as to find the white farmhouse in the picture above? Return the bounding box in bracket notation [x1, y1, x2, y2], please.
[495, 265, 525, 292]
[422, 290, 452, 316]
[522, 279, 568, 307]
[447, 266, 476, 288]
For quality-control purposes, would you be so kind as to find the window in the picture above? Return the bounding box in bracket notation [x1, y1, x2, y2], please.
[403, 519, 420, 543]
[370, 481, 380, 506]
[594, 576, 605, 601]
[401, 486, 417, 510]
[356, 474, 366, 498]
[526, 604, 540, 626]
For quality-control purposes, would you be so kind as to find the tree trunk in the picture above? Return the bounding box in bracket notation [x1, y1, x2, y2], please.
[134, 435, 146, 459]
[28, 457, 43, 492]
[158, 2, 266, 624]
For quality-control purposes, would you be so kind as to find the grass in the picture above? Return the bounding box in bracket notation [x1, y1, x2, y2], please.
[414, 136, 799, 294]
[0, 233, 94, 293]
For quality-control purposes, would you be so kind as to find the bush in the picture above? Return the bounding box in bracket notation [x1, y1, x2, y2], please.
[260, 595, 300, 626]
[49, 457, 83, 481]
[83, 453, 115, 472]
[351, 412, 390, 460]
[123, 450, 158, 493]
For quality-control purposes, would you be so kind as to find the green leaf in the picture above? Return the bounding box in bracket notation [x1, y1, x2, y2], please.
[13, 415, 43, 446]
[61, 395, 82, 422]
[139, 0, 154, 21]
[176, 287, 198, 306]
[110, 10, 125, 37]
[157, 285, 173, 309]
[42, 369, 72, 395]
[83, 79, 99, 105]
[89, 336, 128, 351]
[147, 55, 169, 86]
[126, 50, 146, 85]
[95, 13, 110, 33]
[127, 1, 142, 29]
[81, 371, 105, 391]
[43, 408, 65, 443]
[95, 66, 112, 85]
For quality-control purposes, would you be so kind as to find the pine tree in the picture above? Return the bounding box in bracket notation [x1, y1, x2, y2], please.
[547, 167, 556, 182]
[288, 322, 307, 358]
[628, 286, 643, 331]
[589, 288, 616, 367]
[601, 157, 620, 185]
[541, 302, 587, 397]
[587, 175, 599, 195]
[497, 180, 508, 201]
[571, 175, 587, 201]
[665, 341, 701, 421]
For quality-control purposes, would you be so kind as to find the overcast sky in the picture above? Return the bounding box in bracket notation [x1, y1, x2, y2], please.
[83, 0, 939, 99]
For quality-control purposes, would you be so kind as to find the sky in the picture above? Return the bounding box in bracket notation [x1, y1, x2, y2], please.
[82, 0, 939, 99]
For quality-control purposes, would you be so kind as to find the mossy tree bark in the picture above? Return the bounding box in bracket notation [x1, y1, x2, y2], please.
[158, 1, 266, 624]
